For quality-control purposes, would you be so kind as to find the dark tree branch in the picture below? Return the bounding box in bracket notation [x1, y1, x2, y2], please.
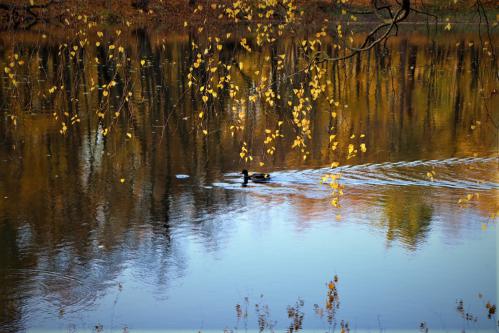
[317, 0, 411, 63]
[475, 0, 497, 79]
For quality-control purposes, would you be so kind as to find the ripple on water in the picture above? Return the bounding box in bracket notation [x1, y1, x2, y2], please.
[0, 268, 98, 328]
[217, 156, 499, 193]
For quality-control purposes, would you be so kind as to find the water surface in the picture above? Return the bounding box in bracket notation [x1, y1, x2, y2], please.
[0, 28, 498, 332]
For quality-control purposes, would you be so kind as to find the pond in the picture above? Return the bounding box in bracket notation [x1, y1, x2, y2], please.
[0, 26, 498, 332]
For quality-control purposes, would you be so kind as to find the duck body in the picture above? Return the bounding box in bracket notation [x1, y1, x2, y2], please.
[248, 173, 271, 183]
[242, 169, 271, 185]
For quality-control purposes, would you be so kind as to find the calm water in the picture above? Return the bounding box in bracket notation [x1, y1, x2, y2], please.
[0, 27, 498, 332]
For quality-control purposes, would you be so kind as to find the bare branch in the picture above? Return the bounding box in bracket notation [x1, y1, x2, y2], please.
[318, 0, 411, 64]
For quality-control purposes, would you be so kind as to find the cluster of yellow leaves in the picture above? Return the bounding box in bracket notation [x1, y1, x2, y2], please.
[55, 112, 80, 136]
[187, 38, 236, 107]
[263, 121, 284, 157]
[240, 38, 252, 52]
[470, 120, 481, 130]
[3, 53, 25, 87]
[444, 17, 452, 31]
[276, 54, 286, 71]
[101, 79, 117, 98]
[2, 7, 142, 140]
[290, 86, 312, 160]
[301, 39, 321, 54]
[183, 4, 363, 166]
[223, 0, 297, 26]
[59, 122, 68, 135]
[229, 107, 246, 137]
[346, 134, 366, 160]
[239, 142, 253, 163]
[308, 64, 326, 100]
[46, 81, 83, 135]
[426, 168, 436, 182]
[255, 23, 279, 46]
[253, 72, 279, 107]
[321, 172, 344, 208]
[458, 193, 479, 206]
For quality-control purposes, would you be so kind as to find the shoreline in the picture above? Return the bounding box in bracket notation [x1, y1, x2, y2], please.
[0, 0, 497, 32]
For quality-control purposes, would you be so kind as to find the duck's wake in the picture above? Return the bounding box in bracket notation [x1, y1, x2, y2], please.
[219, 156, 498, 191]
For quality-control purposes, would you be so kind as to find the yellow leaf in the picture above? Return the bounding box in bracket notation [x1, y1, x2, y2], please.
[202, 129, 208, 136]
[140, 59, 146, 66]
[120, 178, 125, 183]
[126, 133, 132, 138]
[202, 95, 208, 103]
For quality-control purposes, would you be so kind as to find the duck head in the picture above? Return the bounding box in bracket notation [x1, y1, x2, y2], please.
[241, 169, 249, 176]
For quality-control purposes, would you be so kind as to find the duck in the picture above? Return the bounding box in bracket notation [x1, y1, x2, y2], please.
[242, 169, 271, 185]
